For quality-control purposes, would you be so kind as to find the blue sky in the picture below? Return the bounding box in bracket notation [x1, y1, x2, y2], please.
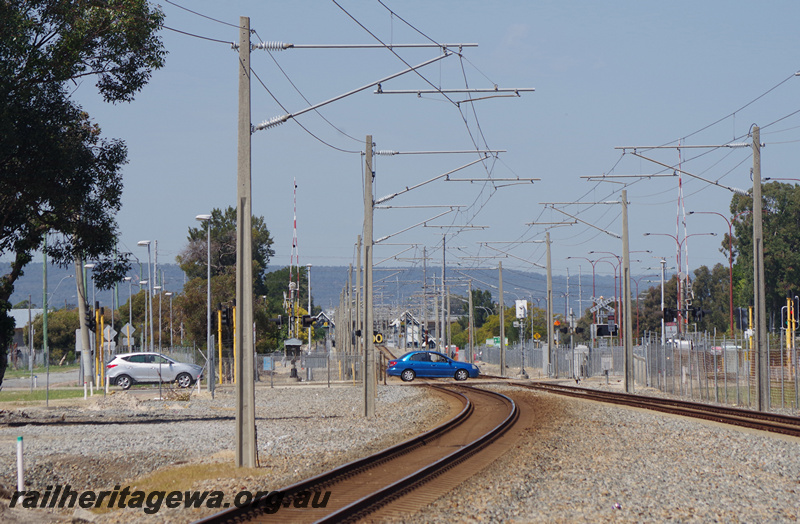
[66, 0, 800, 291]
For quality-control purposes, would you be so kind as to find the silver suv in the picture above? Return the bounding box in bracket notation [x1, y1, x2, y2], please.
[106, 352, 203, 390]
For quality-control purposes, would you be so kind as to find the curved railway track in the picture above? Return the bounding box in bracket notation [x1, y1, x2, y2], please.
[515, 381, 800, 438]
[196, 384, 518, 523]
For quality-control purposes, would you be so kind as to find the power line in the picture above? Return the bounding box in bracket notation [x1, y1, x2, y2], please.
[250, 67, 361, 154]
[254, 31, 362, 145]
[656, 71, 799, 148]
[163, 0, 244, 30]
[162, 25, 233, 45]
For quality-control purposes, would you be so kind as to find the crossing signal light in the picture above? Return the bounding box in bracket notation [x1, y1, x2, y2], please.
[220, 307, 231, 326]
[84, 305, 96, 333]
[595, 324, 618, 337]
[691, 307, 710, 321]
[301, 315, 314, 327]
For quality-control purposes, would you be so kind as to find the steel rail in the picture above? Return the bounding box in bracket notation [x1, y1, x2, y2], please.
[320, 386, 518, 522]
[517, 382, 800, 438]
[196, 385, 516, 523]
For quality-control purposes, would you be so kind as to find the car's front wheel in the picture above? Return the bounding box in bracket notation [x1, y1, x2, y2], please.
[454, 369, 469, 381]
[400, 369, 416, 382]
[116, 374, 133, 390]
[176, 372, 193, 388]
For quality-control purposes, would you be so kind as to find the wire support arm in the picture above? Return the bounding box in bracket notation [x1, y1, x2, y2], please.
[374, 209, 456, 244]
[374, 157, 486, 205]
[375, 87, 534, 94]
[251, 42, 478, 50]
[627, 152, 748, 195]
[254, 53, 450, 132]
[547, 206, 621, 239]
[481, 244, 546, 269]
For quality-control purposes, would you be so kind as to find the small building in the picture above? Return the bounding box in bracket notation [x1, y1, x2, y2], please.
[9, 308, 43, 349]
[7, 308, 43, 368]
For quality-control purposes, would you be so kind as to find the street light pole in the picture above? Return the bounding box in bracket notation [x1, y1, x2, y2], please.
[196, 214, 212, 393]
[688, 211, 734, 335]
[307, 264, 312, 352]
[154, 285, 162, 352]
[123, 277, 132, 350]
[165, 292, 173, 348]
[137, 240, 153, 351]
[139, 280, 148, 350]
[643, 232, 717, 335]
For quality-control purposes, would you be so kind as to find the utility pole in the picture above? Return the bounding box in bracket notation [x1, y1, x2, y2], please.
[356, 235, 361, 363]
[422, 246, 427, 346]
[498, 261, 505, 377]
[75, 255, 92, 387]
[468, 279, 474, 363]
[433, 279, 439, 346]
[622, 189, 634, 393]
[346, 265, 353, 356]
[441, 234, 447, 350]
[546, 232, 554, 377]
[307, 264, 312, 351]
[363, 135, 376, 418]
[446, 286, 451, 353]
[752, 126, 768, 411]
[235, 15, 256, 468]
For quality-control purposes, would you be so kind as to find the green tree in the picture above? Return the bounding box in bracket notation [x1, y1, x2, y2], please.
[177, 206, 275, 293]
[176, 207, 284, 350]
[0, 0, 166, 386]
[31, 308, 80, 364]
[178, 273, 235, 350]
[471, 288, 494, 328]
[731, 182, 800, 321]
[690, 263, 731, 333]
[637, 276, 678, 335]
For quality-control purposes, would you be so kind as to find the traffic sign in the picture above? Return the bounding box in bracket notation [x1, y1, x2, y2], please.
[533, 333, 541, 340]
[104, 325, 118, 342]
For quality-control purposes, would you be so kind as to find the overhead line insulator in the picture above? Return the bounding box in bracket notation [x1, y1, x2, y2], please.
[253, 41, 291, 51]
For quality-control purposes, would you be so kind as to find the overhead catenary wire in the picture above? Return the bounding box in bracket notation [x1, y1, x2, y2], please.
[162, 26, 233, 45]
[250, 67, 361, 154]
[332, 0, 512, 227]
[163, 0, 245, 29]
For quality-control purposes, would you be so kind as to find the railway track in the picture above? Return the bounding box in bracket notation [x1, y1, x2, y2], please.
[196, 384, 518, 523]
[515, 381, 800, 438]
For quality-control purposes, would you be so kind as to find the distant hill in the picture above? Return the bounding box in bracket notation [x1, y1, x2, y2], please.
[3, 262, 619, 317]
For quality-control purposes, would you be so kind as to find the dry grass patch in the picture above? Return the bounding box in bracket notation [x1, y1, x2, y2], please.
[92, 455, 271, 515]
[130, 461, 267, 493]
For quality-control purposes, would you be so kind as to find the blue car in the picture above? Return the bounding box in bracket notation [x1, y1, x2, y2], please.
[387, 351, 480, 382]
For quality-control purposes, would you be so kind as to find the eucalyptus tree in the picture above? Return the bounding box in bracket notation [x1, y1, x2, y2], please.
[0, 0, 166, 385]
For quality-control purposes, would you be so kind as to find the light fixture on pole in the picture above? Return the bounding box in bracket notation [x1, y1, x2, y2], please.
[137, 241, 153, 351]
[196, 214, 213, 394]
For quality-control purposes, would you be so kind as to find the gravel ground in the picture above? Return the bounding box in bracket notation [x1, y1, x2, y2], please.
[0, 384, 449, 523]
[4, 380, 800, 523]
[404, 384, 800, 523]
